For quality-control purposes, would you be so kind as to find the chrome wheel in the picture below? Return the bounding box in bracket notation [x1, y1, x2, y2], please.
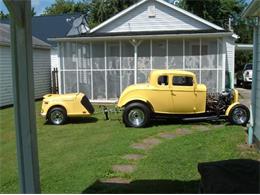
[50, 110, 64, 125]
[128, 108, 145, 127]
[232, 107, 247, 125]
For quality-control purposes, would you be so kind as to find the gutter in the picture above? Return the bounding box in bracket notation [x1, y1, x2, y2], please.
[48, 32, 237, 42]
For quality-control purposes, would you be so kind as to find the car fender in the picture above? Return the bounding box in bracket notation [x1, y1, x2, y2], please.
[118, 97, 151, 108]
[225, 102, 240, 116]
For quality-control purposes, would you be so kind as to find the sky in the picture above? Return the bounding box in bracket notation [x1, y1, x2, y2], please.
[0, 0, 81, 16]
[0, 0, 253, 16]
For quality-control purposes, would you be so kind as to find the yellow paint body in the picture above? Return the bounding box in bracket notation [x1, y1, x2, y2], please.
[118, 70, 207, 114]
[41, 93, 92, 117]
[225, 89, 240, 116]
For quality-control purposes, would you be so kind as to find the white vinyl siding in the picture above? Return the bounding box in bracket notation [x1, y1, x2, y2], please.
[96, 1, 212, 33]
[0, 45, 51, 107]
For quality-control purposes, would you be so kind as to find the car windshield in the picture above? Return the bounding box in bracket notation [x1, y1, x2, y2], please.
[245, 64, 252, 70]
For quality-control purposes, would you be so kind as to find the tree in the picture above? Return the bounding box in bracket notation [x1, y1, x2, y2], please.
[87, 0, 139, 28]
[42, 0, 90, 16]
[0, 11, 9, 19]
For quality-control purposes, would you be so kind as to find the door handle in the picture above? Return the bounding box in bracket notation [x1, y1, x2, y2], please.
[171, 91, 176, 96]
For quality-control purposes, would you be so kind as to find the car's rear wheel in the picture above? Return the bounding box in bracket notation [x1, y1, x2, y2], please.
[48, 107, 67, 125]
[123, 102, 151, 128]
[228, 104, 250, 126]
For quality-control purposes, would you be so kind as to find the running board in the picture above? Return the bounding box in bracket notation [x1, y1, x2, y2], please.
[182, 115, 219, 122]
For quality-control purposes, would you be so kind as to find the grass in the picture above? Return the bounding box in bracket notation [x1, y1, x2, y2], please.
[0, 101, 259, 193]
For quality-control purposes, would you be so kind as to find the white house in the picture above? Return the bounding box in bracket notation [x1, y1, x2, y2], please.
[0, 23, 51, 107]
[50, 0, 238, 102]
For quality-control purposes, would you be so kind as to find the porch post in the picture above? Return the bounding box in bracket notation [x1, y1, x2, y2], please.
[3, 0, 41, 193]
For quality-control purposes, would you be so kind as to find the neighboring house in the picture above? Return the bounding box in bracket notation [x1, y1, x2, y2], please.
[50, 0, 238, 102]
[0, 23, 51, 107]
[242, 0, 260, 148]
[0, 14, 80, 70]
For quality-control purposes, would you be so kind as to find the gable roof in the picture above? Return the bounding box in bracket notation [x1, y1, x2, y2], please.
[0, 23, 50, 49]
[89, 0, 224, 34]
[0, 14, 80, 47]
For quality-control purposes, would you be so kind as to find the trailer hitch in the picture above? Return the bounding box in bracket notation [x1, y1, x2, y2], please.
[99, 105, 122, 121]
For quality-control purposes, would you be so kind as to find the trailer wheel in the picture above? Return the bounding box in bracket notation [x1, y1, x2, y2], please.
[228, 104, 250, 126]
[123, 102, 150, 128]
[48, 107, 67, 125]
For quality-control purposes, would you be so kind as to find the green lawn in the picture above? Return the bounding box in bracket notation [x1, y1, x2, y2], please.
[0, 102, 259, 193]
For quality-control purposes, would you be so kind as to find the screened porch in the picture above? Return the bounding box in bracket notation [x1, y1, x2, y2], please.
[58, 37, 225, 101]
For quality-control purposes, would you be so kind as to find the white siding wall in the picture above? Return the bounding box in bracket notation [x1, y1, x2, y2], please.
[0, 45, 51, 107]
[97, 0, 211, 33]
[224, 37, 235, 88]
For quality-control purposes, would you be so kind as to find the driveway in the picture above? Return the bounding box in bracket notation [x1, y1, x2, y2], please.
[236, 88, 251, 108]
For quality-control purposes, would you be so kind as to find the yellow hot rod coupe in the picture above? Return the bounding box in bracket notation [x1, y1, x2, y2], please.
[41, 93, 94, 125]
[117, 70, 250, 128]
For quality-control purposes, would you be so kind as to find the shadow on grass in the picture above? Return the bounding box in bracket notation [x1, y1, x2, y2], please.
[149, 118, 227, 127]
[44, 117, 98, 125]
[82, 179, 200, 194]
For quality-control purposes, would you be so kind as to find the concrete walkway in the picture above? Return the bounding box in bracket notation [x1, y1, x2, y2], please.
[236, 88, 251, 108]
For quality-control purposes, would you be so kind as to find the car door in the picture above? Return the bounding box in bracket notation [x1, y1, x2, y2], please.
[170, 75, 197, 114]
[149, 75, 174, 113]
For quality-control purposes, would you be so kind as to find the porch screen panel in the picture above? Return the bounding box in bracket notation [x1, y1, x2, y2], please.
[218, 39, 223, 69]
[185, 39, 199, 69]
[64, 42, 77, 69]
[218, 70, 223, 92]
[78, 71, 92, 98]
[77, 43, 91, 69]
[122, 41, 134, 69]
[201, 39, 217, 69]
[93, 71, 105, 99]
[107, 71, 120, 99]
[107, 42, 120, 69]
[64, 71, 77, 92]
[137, 70, 150, 83]
[201, 70, 217, 92]
[168, 40, 183, 69]
[92, 42, 105, 69]
[122, 70, 134, 91]
[137, 40, 150, 69]
[152, 40, 166, 69]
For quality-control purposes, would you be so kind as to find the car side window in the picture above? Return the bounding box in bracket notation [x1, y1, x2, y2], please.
[173, 76, 193, 86]
[158, 75, 168, 86]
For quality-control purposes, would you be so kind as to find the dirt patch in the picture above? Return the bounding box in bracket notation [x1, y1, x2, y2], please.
[122, 154, 144, 161]
[112, 165, 136, 173]
[212, 124, 225, 129]
[102, 177, 131, 184]
[175, 128, 192, 135]
[158, 132, 177, 139]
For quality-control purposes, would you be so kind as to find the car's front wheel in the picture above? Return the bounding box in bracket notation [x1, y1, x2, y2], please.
[48, 107, 67, 125]
[123, 102, 151, 128]
[228, 104, 250, 126]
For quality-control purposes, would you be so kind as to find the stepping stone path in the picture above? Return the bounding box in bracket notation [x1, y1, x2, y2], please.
[158, 132, 176, 139]
[122, 154, 144, 161]
[131, 138, 161, 151]
[102, 177, 131, 184]
[192, 125, 210, 132]
[112, 165, 136, 174]
[109, 125, 218, 181]
[175, 128, 192, 135]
